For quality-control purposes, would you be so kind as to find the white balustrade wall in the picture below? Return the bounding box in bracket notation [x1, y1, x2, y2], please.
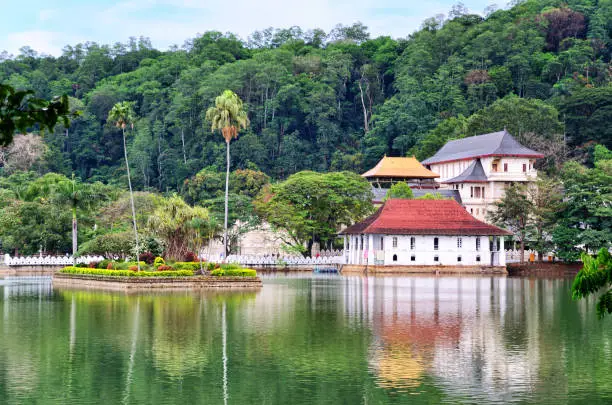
[3, 254, 104, 267]
[223, 251, 344, 267]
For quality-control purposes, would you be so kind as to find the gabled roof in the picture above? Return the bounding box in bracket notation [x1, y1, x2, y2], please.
[341, 199, 511, 236]
[363, 156, 440, 179]
[370, 187, 462, 204]
[421, 130, 544, 165]
[442, 159, 488, 184]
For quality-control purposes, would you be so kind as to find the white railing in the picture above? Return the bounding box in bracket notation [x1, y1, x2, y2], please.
[3, 254, 104, 267]
[225, 254, 344, 266]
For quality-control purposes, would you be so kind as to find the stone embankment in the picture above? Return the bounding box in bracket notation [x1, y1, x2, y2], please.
[53, 273, 262, 291]
[506, 262, 581, 276]
[341, 265, 507, 275]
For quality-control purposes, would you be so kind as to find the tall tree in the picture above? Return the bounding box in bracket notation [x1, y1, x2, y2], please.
[488, 183, 532, 263]
[107, 101, 141, 270]
[572, 248, 612, 319]
[205, 90, 249, 258]
[53, 174, 103, 264]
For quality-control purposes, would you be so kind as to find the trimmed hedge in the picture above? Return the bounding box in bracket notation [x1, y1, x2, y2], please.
[60, 267, 194, 278]
[174, 262, 205, 271]
[210, 268, 257, 277]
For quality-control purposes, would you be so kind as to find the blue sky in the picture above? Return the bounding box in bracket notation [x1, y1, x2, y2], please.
[0, 0, 498, 56]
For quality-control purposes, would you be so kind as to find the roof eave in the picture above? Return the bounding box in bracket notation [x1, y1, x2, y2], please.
[422, 153, 545, 166]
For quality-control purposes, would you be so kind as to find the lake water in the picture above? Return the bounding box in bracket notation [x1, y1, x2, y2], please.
[0, 274, 610, 404]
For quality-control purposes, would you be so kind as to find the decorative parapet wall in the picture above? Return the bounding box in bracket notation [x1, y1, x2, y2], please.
[3, 254, 104, 266]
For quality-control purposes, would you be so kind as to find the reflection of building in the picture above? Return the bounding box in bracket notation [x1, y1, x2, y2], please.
[422, 130, 543, 221]
[341, 199, 510, 268]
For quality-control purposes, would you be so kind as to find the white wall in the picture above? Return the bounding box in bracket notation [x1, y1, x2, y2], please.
[346, 234, 504, 266]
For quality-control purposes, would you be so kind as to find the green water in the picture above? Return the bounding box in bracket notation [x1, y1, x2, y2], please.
[0, 275, 610, 404]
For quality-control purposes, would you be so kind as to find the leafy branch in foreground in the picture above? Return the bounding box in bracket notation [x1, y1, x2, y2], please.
[572, 248, 612, 319]
[0, 83, 73, 146]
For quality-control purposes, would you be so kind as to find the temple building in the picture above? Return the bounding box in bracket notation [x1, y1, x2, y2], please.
[341, 199, 511, 272]
[422, 130, 544, 221]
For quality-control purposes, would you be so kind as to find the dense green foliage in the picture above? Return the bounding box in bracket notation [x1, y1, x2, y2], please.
[210, 268, 257, 277]
[60, 266, 194, 277]
[0, 0, 609, 187]
[572, 248, 612, 318]
[383, 181, 414, 200]
[0, 0, 610, 262]
[254, 171, 373, 255]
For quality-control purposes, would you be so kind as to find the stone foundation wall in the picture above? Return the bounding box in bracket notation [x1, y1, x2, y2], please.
[341, 264, 507, 275]
[507, 262, 581, 276]
[0, 265, 62, 275]
[53, 273, 262, 291]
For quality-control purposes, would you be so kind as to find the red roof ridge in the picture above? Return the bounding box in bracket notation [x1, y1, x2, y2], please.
[341, 199, 511, 236]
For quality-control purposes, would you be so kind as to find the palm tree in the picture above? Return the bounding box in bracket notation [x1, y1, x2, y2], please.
[205, 90, 249, 258]
[108, 101, 141, 271]
[53, 174, 100, 265]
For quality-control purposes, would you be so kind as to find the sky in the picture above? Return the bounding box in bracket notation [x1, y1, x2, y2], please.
[0, 0, 498, 56]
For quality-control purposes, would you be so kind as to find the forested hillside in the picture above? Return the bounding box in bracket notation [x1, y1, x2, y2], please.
[1, 0, 611, 190]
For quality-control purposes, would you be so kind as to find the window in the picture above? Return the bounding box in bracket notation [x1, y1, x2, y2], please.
[492, 163, 498, 172]
[392, 237, 398, 248]
[457, 255, 462, 262]
[434, 237, 439, 251]
[482, 187, 485, 199]
[434, 255, 439, 262]
[476, 255, 481, 262]
[470, 187, 473, 198]
[411, 255, 416, 262]
[457, 237, 462, 248]
[522, 163, 527, 172]
[476, 237, 481, 252]
[380, 237, 384, 250]
[393, 254, 398, 262]
[504, 163, 508, 172]
[470, 208, 474, 214]
[410, 237, 415, 250]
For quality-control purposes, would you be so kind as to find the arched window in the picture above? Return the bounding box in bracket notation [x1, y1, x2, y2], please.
[476, 255, 481, 262]
[457, 255, 462, 262]
[410, 255, 416, 262]
[392, 254, 398, 262]
[434, 255, 439, 262]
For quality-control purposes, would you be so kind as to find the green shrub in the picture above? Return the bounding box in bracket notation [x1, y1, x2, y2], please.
[75, 263, 88, 268]
[97, 259, 111, 269]
[154, 257, 165, 267]
[211, 268, 257, 277]
[220, 263, 241, 270]
[174, 262, 204, 272]
[60, 267, 193, 278]
[207, 262, 216, 271]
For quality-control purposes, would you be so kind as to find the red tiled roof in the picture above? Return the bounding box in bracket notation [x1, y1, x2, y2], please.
[341, 199, 511, 236]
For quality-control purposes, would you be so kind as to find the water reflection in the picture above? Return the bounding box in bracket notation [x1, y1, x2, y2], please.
[0, 275, 610, 404]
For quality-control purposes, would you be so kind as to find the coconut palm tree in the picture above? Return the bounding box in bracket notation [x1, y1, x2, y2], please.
[52, 174, 102, 264]
[108, 101, 141, 271]
[205, 90, 249, 258]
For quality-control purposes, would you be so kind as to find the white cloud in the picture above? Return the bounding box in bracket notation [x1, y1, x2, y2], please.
[38, 9, 58, 22]
[1, 31, 64, 56]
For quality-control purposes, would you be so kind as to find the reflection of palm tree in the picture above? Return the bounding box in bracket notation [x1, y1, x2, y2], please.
[123, 298, 140, 405]
[222, 301, 228, 405]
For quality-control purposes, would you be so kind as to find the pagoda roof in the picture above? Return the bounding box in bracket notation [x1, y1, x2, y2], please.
[341, 199, 511, 236]
[421, 130, 544, 165]
[442, 159, 488, 184]
[363, 156, 440, 179]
